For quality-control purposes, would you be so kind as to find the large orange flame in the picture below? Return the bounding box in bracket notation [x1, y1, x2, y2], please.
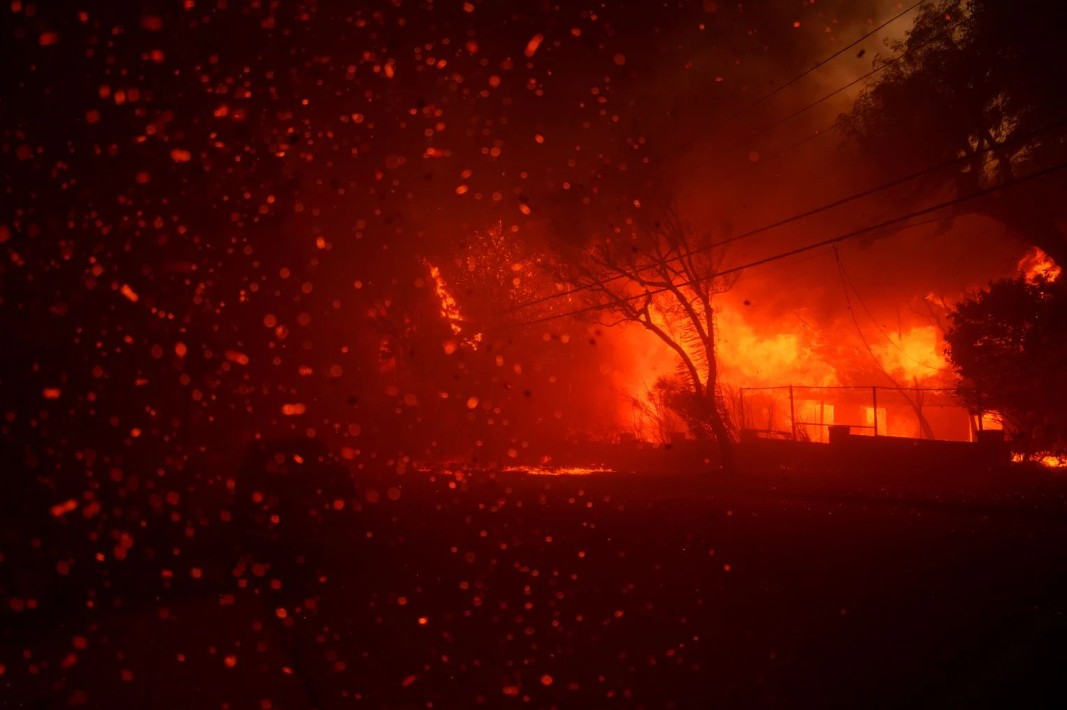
[610, 289, 965, 443]
[1019, 247, 1061, 283]
[870, 326, 949, 384]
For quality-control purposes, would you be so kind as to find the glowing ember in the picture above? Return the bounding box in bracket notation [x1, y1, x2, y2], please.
[49, 499, 78, 517]
[523, 33, 544, 58]
[1012, 452, 1067, 469]
[119, 284, 140, 303]
[502, 465, 615, 476]
[427, 262, 466, 338]
[224, 350, 250, 366]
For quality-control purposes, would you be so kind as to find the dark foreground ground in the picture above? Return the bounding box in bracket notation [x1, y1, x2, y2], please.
[4, 452, 1067, 708]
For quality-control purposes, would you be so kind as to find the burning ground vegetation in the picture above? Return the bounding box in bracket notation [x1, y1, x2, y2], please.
[3, 0, 1067, 707]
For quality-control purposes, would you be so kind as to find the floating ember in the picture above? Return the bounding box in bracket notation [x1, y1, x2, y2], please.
[502, 465, 615, 476]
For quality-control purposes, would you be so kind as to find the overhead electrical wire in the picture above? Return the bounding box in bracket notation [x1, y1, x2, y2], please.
[753, 54, 903, 138]
[479, 2, 1052, 338]
[684, 10, 966, 181]
[833, 246, 956, 374]
[691, 0, 930, 128]
[834, 246, 905, 384]
[671, 4, 965, 228]
[507, 12, 1011, 316]
[832, 246, 950, 439]
[734, 8, 967, 150]
[501, 117, 1067, 316]
[500, 157, 1067, 330]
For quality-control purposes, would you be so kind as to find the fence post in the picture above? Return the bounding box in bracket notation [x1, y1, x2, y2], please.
[819, 399, 825, 443]
[918, 397, 924, 439]
[872, 386, 879, 437]
[789, 385, 797, 441]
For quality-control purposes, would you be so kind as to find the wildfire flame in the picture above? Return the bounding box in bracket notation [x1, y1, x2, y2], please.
[716, 305, 838, 387]
[502, 465, 614, 476]
[427, 261, 482, 349]
[870, 326, 949, 383]
[430, 227, 1061, 447]
[1011, 452, 1067, 469]
[1019, 247, 1061, 283]
[613, 289, 960, 442]
[427, 262, 464, 336]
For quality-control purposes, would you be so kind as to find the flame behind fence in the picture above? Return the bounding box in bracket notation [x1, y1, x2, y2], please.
[738, 385, 998, 443]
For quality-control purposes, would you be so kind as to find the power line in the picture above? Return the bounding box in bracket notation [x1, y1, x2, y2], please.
[835, 246, 902, 384]
[834, 247, 956, 374]
[498, 3, 936, 238]
[503, 158, 1067, 330]
[680, 57, 888, 179]
[694, 0, 928, 128]
[477, 2, 934, 215]
[834, 246, 955, 375]
[754, 55, 903, 139]
[740, 4, 967, 147]
[503, 117, 1067, 316]
[674, 6, 966, 225]
[686, 10, 966, 179]
[832, 247, 944, 438]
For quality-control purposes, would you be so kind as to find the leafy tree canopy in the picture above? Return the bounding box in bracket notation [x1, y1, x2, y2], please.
[946, 275, 1067, 452]
[840, 0, 1067, 265]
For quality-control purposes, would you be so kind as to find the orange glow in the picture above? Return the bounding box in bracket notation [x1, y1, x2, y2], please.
[795, 400, 835, 442]
[280, 403, 306, 416]
[980, 412, 1004, 431]
[870, 326, 948, 383]
[606, 266, 969, 442]
[1019, 247, 1061, 283]
[863, 407, 888, 436]
[716, 305, 838, 387]
[615, 298, 840, 442]
[502, 466, 614, 476]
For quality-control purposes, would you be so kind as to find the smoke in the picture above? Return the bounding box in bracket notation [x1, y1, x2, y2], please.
[452, 0, 1039, 440]
[213, 0, 1035, 445]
